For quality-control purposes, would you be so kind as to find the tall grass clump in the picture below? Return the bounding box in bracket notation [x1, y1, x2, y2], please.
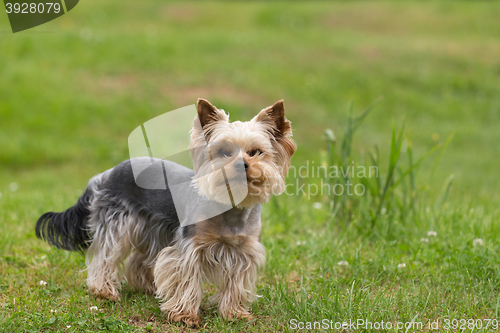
[299, 99, 454, 237]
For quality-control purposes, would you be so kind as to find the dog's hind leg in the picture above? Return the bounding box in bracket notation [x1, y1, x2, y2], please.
[86, 209, 133, 301]
[124, 251, 155, 294]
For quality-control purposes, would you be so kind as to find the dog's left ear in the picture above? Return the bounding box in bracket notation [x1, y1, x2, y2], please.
[255, 100, 297, 176]
[254, 100, 292, 138]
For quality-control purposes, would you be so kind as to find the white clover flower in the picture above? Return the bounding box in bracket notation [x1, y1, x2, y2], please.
[337, 260, 349, 267]
[398, 263, 406, 269]
[90, 306, 98, 311]
[9, 182, 18, 192]
[313, 202, 322, 209]
[420, 238, 429, 243]
[427, 231, 437, 237]
[473, 238, 484, 247]
[39, 280, 48, 286]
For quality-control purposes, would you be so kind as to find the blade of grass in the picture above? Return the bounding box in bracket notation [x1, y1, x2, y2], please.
[373, 121, 406, 224]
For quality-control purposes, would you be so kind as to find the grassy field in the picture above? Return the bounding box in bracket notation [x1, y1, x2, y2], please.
[1, 1, 500, 332]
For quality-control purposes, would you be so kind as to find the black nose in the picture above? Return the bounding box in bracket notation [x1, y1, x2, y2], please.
[234, 161, 248, 172]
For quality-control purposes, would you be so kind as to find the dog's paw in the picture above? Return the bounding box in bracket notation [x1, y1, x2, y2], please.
[182, 315, 202, 327]
[169, 312, 201, 327]
[223, 310, 254, 322]
[89, 286, 121, 302]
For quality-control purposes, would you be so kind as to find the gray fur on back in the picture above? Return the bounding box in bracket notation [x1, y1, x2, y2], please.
[103, 158, 191, 218]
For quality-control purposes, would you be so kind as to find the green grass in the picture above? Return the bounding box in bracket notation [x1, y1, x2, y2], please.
[1, 1, 500, 332]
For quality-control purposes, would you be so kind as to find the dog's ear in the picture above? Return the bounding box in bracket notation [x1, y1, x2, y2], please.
[254, 100, 292, 138]
[254, 100, 297, 177]
[197, 98, 228, 129]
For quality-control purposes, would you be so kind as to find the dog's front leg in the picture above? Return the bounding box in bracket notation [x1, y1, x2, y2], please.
[215, 268, 256, 322]
[212, 241, 265, 322]
[154, 246, 202, 326]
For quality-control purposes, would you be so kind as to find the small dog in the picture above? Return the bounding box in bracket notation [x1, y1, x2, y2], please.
[36, 98, 296, 325]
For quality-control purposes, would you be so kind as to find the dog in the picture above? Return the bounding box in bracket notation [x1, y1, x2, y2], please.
[35, 98, 296, 325]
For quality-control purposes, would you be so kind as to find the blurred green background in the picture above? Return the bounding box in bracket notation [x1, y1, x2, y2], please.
[0, 1, 499, 207]
[2, 1, 500, 331]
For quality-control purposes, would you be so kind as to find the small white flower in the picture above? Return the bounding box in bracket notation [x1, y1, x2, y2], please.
[473, 238, 484, 246]
[398, 263, 406, 269]
[39, 280, 48, 286]
[90, 306, 98, 311]
[9, 182, 18, 192]
[337, 260, 349, 266]
[420, 238, 429, 243]
[50, 309, 57, 313]
[427, 231, 437, 237]
[67, 325, 71, 328]
[313, 202, 322, 209]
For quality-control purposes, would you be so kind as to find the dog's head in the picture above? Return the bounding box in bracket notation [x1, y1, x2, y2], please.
[189, 98, 296, 208]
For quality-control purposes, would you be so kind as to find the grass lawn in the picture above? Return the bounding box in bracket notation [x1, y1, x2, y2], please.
[1, 1, 500, 332]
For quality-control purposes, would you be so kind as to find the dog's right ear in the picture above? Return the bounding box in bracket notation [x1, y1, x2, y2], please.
[196, 98, 228, 129]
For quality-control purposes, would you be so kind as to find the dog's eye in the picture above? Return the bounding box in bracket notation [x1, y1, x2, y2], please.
[248, 149, 262, 157]
[218, 149, 232, 158]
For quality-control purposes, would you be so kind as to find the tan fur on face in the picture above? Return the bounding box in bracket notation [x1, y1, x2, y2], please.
[189, 99, 296, 208]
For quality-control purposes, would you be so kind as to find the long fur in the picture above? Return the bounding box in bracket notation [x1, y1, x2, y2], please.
[155, 209, 266, 324]
[84, 161, 181, 300]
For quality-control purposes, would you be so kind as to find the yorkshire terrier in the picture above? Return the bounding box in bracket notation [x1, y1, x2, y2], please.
[36, 98, 296, 325]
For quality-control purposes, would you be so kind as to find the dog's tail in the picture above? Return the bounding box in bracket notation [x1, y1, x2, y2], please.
[35, 171, 109, 252]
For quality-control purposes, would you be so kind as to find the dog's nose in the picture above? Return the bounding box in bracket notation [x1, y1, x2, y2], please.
[234, 161, 248, 172]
